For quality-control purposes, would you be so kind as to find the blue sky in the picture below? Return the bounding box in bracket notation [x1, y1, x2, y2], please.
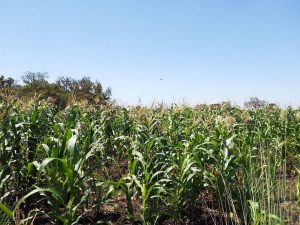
[1, 1, 300, 106]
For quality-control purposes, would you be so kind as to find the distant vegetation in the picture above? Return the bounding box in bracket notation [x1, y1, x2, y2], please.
[0, 72, 112, 108]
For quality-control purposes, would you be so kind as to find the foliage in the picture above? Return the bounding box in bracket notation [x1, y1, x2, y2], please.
[0, 73, 111, 109]
[0, 102, 299, 224]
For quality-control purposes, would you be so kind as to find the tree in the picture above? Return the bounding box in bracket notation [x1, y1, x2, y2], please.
[244, 97, 267, 109]
[0, 75, 16, 88]
[56, 76, 111, 104]
[0, 75, 17, 101]
[56, 76, 75, 92]
[0, 72, 112, 107]
[21, 71, 48, 85]
[40, 83, 68, 108]
[103, 87, 112, 101]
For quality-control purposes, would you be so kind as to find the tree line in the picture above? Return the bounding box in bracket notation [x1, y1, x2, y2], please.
[0, 72, 276, 110]
[0, 71, 111, 108]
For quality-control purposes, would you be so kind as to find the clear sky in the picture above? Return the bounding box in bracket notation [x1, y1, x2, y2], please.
[1, 1, 300, 106]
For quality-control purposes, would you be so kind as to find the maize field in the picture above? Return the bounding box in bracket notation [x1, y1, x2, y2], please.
[0, 102, 300, 224]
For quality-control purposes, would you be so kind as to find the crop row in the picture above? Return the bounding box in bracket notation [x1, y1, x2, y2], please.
[0, 103, 300, 224]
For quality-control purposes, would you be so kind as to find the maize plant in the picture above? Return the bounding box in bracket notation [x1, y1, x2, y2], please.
[0, 101, 299, 224]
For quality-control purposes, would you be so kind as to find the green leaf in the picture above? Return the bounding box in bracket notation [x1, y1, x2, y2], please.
[0, 203, 13, 219]
[19, 187, 62, 207]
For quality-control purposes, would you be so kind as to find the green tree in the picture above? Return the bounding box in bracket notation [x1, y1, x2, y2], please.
[0, 75, 15, 88]
[21, 71, 48, 85]
[0, 75, 17, 101]
[56, 76, 111, 104]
